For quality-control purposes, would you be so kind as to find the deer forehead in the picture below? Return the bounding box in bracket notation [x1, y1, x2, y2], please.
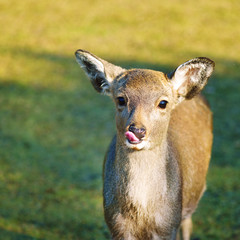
[113, 69, 173, 100]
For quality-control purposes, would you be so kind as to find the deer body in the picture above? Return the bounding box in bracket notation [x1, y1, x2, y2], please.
[75, 50, 214, 240]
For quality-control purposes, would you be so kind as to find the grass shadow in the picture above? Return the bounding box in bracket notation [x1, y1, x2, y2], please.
[0, 48, 239, 239]
[0, 227, 43, 240]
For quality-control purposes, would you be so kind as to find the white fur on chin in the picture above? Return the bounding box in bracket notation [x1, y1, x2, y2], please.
[125, 139, 149, 150]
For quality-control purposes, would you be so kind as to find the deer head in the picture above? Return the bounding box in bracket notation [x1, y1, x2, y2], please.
[75, 49, 214, 150]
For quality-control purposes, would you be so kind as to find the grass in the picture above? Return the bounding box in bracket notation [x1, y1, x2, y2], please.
[0, 0, 239, 239]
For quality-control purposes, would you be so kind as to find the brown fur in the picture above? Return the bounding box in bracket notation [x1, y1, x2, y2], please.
[169, 95, 213, 220]
[75, 50, 214, 240]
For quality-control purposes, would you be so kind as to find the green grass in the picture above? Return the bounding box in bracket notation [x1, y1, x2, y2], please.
[0, 0, 239, 239]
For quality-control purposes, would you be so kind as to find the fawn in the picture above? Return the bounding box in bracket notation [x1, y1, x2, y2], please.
[75, 49, 214, 240]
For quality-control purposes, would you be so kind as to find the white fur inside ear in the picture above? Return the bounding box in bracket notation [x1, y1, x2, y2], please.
[172, 65, 189, 91]
[172, 62, 207, 91]
[76, 53, 105, 74]
[100, 81, 111, 95]
[86, 54, 104, 73]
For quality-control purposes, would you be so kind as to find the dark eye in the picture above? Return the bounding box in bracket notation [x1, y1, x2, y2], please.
[158, 100, 168, 109]
[117, 97, 126, 106]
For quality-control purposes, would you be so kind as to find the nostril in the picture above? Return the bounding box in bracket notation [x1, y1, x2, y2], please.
[128, 125, 146, 139]
[129, 124, 136, 133]
[137, 128, 146, 139]
[140, 128, 146, 136]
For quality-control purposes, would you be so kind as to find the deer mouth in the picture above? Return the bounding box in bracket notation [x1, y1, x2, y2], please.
[125, 131, 142, 144]
[125, 131, 148, 150]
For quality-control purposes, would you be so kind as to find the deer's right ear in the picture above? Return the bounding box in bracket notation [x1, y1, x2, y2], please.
[75, 49, 125, 95]
[168, 57, 215, 103]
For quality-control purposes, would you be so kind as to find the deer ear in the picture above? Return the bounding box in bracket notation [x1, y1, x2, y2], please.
[168, 57, 215, 102]
[75, 49, 125, 95]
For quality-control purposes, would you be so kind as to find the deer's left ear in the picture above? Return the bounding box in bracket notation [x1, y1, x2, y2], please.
[168, 57, 215, 102]
[75, 49, 125, 95]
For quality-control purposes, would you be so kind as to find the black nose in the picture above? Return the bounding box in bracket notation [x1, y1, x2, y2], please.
[129, 124, 146, 139]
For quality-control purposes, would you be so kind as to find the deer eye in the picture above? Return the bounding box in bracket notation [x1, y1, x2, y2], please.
[158, 100, 168, 109]
[117, 97, 126, 106]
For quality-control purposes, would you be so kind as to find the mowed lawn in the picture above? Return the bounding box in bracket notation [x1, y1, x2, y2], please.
[0, 0, 239, 239]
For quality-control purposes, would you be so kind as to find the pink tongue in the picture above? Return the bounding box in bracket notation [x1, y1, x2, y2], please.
[125, 131, 140, 142]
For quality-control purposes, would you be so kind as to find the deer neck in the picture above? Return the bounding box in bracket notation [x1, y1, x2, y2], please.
[115, 137, 177, 211]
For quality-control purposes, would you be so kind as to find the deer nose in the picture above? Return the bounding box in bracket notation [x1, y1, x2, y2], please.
[129, 124, 146, 140]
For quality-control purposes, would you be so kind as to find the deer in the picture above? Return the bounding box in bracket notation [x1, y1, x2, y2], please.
[75, 49, 214, 240]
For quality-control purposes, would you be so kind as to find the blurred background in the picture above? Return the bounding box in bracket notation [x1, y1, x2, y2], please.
[0, 0, 239, 239]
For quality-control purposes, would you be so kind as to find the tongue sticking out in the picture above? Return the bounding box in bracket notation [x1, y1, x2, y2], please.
[125, 131, 140, 143]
